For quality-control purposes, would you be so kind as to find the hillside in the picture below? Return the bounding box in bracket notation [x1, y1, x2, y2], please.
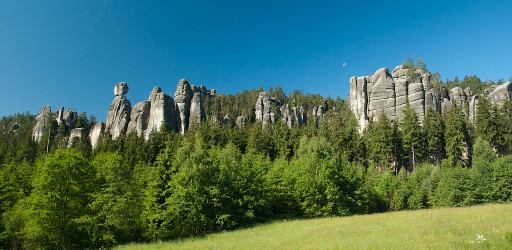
[118, 203, 512, 249]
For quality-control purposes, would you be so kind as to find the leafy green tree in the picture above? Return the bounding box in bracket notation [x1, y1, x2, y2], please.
[6, 149, 95, 249]
[80, 152, 143, 248]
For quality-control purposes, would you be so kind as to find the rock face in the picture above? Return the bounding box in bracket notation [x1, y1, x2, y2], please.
[89, 122, 105, 149]
[68, 128, 84, 147]
[280, 104, 294, 128]
[312, 106, 325, 126]
[349, 65, 451, 130]
[488, 82, 512, 105]
[57, 107, 78, 129]
[222, 114, 234, 127]
[106, 82, 132, 140]
[32, 105, 51, 142]
[145, 87, 176, 139]
[235, 116, 247, 128]
[349, 67, 512, 130]
[174, 79, 209, 134]
[127, 100, 151, 137]
[292, 106, 307, 127]
[255, 92, 277, 128]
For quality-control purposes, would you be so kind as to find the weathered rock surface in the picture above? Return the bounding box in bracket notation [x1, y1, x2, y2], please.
[312, 106, 325, 126]
[127, 100, 151, 137]
[190, 85, 207, 126]
[114, 82, 129, 96]
[222, 114, 234, 127]
[146, 87, 176, 140]
[89, 122, 105, 149]
[292, 106, 307, 127]
[280, 104, 294, 128]
[235, 116, 247, 128]
[32, 105, 51, 142]
[349, 65, 446, 130]
[488, 82, 512, 105]
[106, 82, 132, 140]
[469, 95, 479, 125]
[68, 128, 84, 147]
[255, 92, 276, 128]
[174, 79, 210, 134]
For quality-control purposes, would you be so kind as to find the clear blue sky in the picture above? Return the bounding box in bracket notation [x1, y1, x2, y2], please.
[1, 0, 511, 121]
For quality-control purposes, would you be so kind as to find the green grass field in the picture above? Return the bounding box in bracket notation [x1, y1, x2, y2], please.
[118, 203, 512, 249]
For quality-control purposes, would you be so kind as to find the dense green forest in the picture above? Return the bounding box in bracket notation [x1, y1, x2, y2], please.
[1, 75, 512, 249]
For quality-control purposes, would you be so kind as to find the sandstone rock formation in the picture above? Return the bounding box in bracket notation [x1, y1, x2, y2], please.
[255, 92, 277, 128]
[349, 66, 512, 131]
[174, 79, 193, 133]
[68, 128, 84, 147]
[312, 106, 325, 126]
[280, 104, 294, 128]
[222, 114, 234, 127]
[32, 105, 51, 142]
[127, 100, 151, 137]
[89, 122, 105, 149]
[488, 82, 512, 105]
[106, 82, 132, 140]
[292, 106, 307, 127]
[145, 87, 176, 139]
[235, 116, 247, 128]
[57, 107, 78, 129]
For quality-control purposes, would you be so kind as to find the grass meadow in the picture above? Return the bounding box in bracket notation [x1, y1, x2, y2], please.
[118, 203, 512, 249]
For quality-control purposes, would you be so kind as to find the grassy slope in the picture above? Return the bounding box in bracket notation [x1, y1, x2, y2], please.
[118, 203, 512, 249]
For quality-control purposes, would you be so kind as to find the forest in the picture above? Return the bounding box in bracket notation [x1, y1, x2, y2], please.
[1, 72, 512, 249]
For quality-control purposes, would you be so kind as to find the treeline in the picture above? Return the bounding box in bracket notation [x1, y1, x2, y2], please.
[1, 86, 512, 249]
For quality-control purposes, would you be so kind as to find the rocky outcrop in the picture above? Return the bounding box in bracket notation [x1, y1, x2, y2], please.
[174, 79, 210, 134]
[127, 100, 151, 137]
[349, 65, 449, 130]
[488, 82, 512, 105]
[105, 82, 132, 140]
[174, 79, 193, 133]
[56, 107, 78, 129]
[89, 122, 105, 149]
[312, 106, 325, 126]
[292, 106, 307, 127]
[68, 128, 84, 147]
[255, 92, 276, 128]
[235, 116, 247, 128]
[32, 105, 51, 142]
[146, 87, 176, 139]
[190, 85, 207, 126]
[280, 104, 294, 128]
[469, 95, 479, 125]
[222, 114, 234, 127]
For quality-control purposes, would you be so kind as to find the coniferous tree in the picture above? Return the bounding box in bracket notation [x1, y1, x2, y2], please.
[444, 104, 470, 167]
[401, 101, 423, 171]
[423, 107, 445, 164]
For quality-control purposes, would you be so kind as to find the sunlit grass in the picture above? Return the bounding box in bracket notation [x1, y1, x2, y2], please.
[117, 203, 512, 249]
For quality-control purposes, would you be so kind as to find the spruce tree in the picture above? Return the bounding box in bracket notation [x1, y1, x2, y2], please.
[401, 101, 423, 171]
[423, 107, 445, 164]
[444, 104, 469, 167]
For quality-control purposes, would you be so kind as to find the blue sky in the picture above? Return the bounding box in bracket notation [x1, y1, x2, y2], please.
[1, 0, 511, 121]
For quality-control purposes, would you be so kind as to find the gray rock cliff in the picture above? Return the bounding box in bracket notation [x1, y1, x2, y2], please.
[105, 82, 132, 140]
[32, 105, 51, 142]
